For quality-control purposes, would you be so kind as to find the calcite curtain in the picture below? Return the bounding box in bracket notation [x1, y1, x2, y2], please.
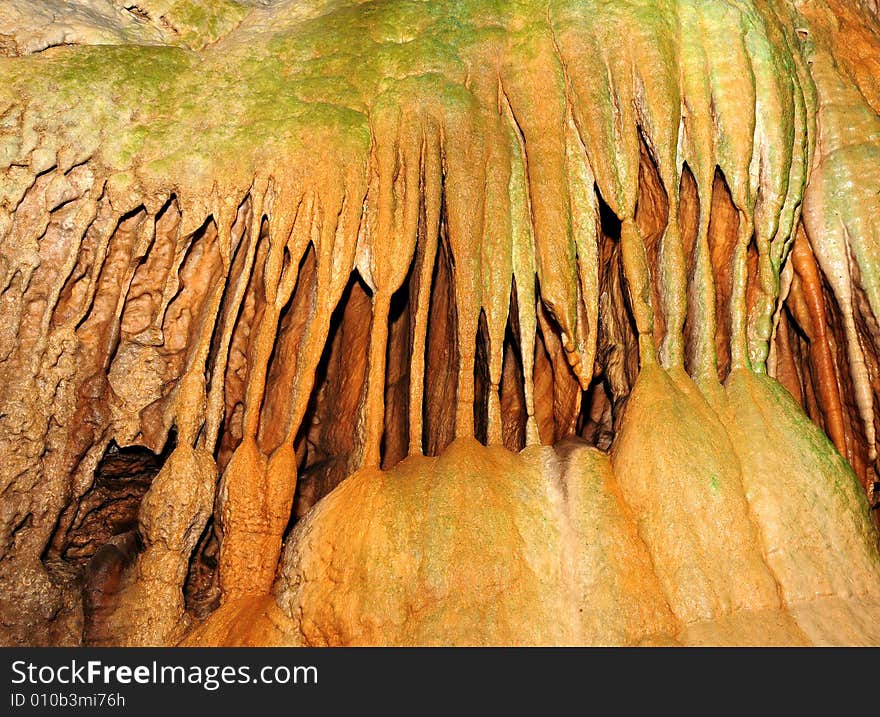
[1, 0, 880, 646]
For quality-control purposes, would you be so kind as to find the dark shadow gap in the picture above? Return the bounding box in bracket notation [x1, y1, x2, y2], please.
[291, 270, 371, 522]
[422, 210, 459, 457]
[500, 279, 527, 452]
[576, 377, 614, 451]
[679, 164, 702, 378]
[473, 309, 491, 446]
[707, 168, 739, 383]
[381, 251, 416, 469]
[44, 432, 175, 645]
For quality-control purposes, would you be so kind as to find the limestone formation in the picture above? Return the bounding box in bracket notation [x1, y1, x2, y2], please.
[1, 0, 880, 646]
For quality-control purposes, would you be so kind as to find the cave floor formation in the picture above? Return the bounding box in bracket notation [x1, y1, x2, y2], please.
[1, 0, 880, 646]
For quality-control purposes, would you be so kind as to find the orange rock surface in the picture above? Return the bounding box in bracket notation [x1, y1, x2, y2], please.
[0, 0, 879, 646]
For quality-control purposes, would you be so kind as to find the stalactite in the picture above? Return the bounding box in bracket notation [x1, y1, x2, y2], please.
[2, 0, 880, 646]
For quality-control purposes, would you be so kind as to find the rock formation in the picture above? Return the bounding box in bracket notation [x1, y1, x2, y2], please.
[1, 0, 880, 646]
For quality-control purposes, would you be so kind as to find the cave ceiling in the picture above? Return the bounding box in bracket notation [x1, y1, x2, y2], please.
[1, 0, 880, 646]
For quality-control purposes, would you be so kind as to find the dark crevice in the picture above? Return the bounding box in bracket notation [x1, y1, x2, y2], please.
[577, 378, 615, 451]
[422, 212, 459, 457]
[291, 270, 370, 522]
[707, 168, 739, 383]
[42, 435, 174, 646]
[500, 280, 527, 452]
[183, 517, 220, 619]
[473, 309, 491, 446]
[381, 250, 417, 469]
[596, 185, 621, 241]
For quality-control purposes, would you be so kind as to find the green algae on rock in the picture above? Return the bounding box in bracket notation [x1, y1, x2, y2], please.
[1, 0, 880, 646]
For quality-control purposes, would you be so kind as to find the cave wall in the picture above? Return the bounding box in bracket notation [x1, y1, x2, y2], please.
[0, 0, 879, 646]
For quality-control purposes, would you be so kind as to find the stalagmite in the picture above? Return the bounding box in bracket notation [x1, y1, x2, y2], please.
[1, 0, 880, 647]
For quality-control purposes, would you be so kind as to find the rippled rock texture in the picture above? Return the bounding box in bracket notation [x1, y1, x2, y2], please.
[1, 0, 879, 646]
